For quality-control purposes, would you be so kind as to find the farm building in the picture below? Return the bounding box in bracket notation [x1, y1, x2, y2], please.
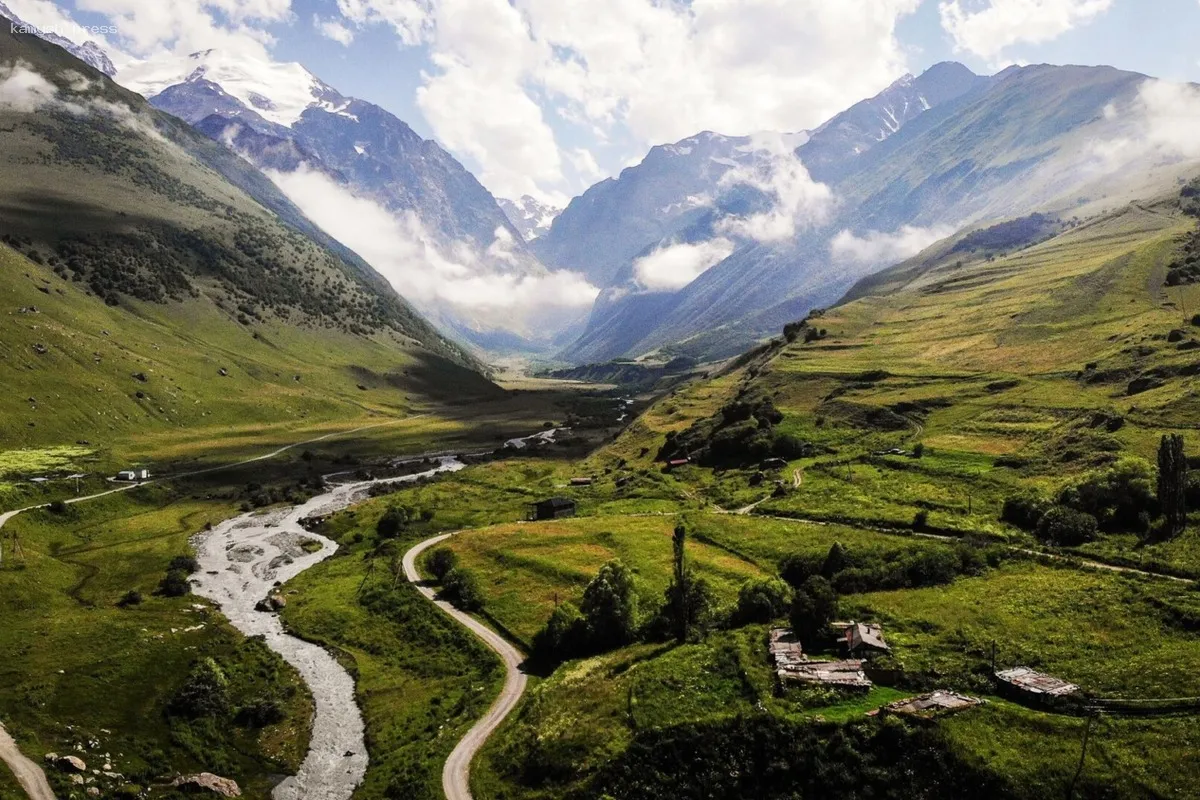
[875, 691, 983, 719]
[995, 667, 1080, 701]
[780, 659, 871, 690]
[844, 622, 889, 655]
[529, 497, 576, 521]
[769, 628, 871, 690]
[665, 458, 690, 471]
[115, 468, 149, 482]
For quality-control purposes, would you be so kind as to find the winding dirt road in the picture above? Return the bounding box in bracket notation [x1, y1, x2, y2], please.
[403, 534, 527, 800]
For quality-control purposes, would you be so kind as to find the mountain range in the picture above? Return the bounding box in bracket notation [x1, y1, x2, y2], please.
[3, 12, 1198, 370]
[541, 61, 1198, 363]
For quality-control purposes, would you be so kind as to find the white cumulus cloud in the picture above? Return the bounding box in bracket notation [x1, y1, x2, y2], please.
[314, 15, 355, 46]
[1085, 78, 1200, 171]
[716, 133, 834, 243]
[939, 0, 1114, 63]
[830, 225, 956, 266]
[0, 60, 60, 111]
[335, 0, 921, 199]
[634, 237, 736, 292]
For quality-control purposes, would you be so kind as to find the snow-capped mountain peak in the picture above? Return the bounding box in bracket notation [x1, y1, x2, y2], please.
[0, 0, 116, 76]
[120, 49, 337, 127]
[499, 195, 563, 242]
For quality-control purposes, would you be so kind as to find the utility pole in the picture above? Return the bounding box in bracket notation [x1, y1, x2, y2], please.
[990, 640, 996, 674]
[1067, 713, 1097, 800]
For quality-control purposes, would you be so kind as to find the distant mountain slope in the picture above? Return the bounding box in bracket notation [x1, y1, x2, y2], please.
[555, 62, 1197, 364]
[532, 131, 759, 288]
[0, 24, 490, 392]
[130, 49, 524, 248]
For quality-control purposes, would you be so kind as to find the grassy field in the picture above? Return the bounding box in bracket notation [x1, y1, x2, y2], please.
[445, 515, 765, 645]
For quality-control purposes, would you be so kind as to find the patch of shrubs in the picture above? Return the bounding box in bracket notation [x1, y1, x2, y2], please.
[168, 658, 230, 719]
[440, 568, 484, 611]
[1036, 506, 1099, 546]
[779, 540, 996, 598]
[425, 547, 459, 581]
[660, 394, 817, 467]
[116, 589, 143, 608]
[1002, 457, 1159, 543]
[156, 554, 198, 597]
[586, 714, 1005, 800]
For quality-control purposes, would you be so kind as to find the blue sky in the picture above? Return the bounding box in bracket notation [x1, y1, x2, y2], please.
[14, 0, 1200, 203]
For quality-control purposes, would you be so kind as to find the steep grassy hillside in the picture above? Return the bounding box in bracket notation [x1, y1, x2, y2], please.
[0, 27, 472, 364]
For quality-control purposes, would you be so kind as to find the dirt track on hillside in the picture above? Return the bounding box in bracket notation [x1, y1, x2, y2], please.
[403, 533, 528, 800]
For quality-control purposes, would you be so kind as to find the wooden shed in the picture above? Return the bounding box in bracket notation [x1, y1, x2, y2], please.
[529, 497, 576, 521]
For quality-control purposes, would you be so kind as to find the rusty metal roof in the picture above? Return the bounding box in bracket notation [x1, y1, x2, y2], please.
[996, 667, 1080, 696]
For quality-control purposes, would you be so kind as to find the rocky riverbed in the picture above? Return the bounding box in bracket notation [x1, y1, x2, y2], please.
[191, 456, 465, 800]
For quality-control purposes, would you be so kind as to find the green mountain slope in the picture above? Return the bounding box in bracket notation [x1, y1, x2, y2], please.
[0, 28, 504, 469]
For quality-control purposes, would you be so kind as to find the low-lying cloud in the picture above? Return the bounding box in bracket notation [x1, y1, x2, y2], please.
[716, 133, 834, 244]
[634, 237, 736, 292]
[1087, 78, 1200, 170]
[830, 225, 956, 266]
[0, 61, 59, 111]
[266, 166, 599, 328]
[0, 59, 163, 141]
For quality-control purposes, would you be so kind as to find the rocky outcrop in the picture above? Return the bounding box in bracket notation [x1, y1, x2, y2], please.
[172, 772, 242, 797]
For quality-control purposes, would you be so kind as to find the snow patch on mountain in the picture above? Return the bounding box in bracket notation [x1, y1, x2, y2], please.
[121, 49, 332, 127]
[499, 195, 562, 241]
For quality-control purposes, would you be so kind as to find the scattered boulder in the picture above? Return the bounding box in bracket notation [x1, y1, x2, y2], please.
[172, 773, 242, 797]
[32, 343, 48, 354]
[255, 593, 287, 613]
[57, 755, 87, 773]
[132, 372, 147, 382]
[43, 752, 58, 763]
[218, 368, 229, 377]
[1168, 329, 1187, 343]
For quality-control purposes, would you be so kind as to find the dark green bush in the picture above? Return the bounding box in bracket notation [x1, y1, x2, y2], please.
[1036, 506, 1099, 546]
[441, 568, 484, 611]
[168, 658, 230, 719]
[734, 577, 792, 624]
[1001, 494, 1049, 531]
[426, 547, 459, 581]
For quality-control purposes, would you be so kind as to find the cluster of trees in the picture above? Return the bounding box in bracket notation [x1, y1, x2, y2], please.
[1002, 436, 1189, 544]
[533, 525, 726, 664]
[782, 309, 827, 344]
[781, 539, 995, 598]
[423, 546, 484, 611]
[950, 212, 1060, 256]
[375, 504, 435, 538]
[531, 528, 989, 666]
[660, 394, 816, 467]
